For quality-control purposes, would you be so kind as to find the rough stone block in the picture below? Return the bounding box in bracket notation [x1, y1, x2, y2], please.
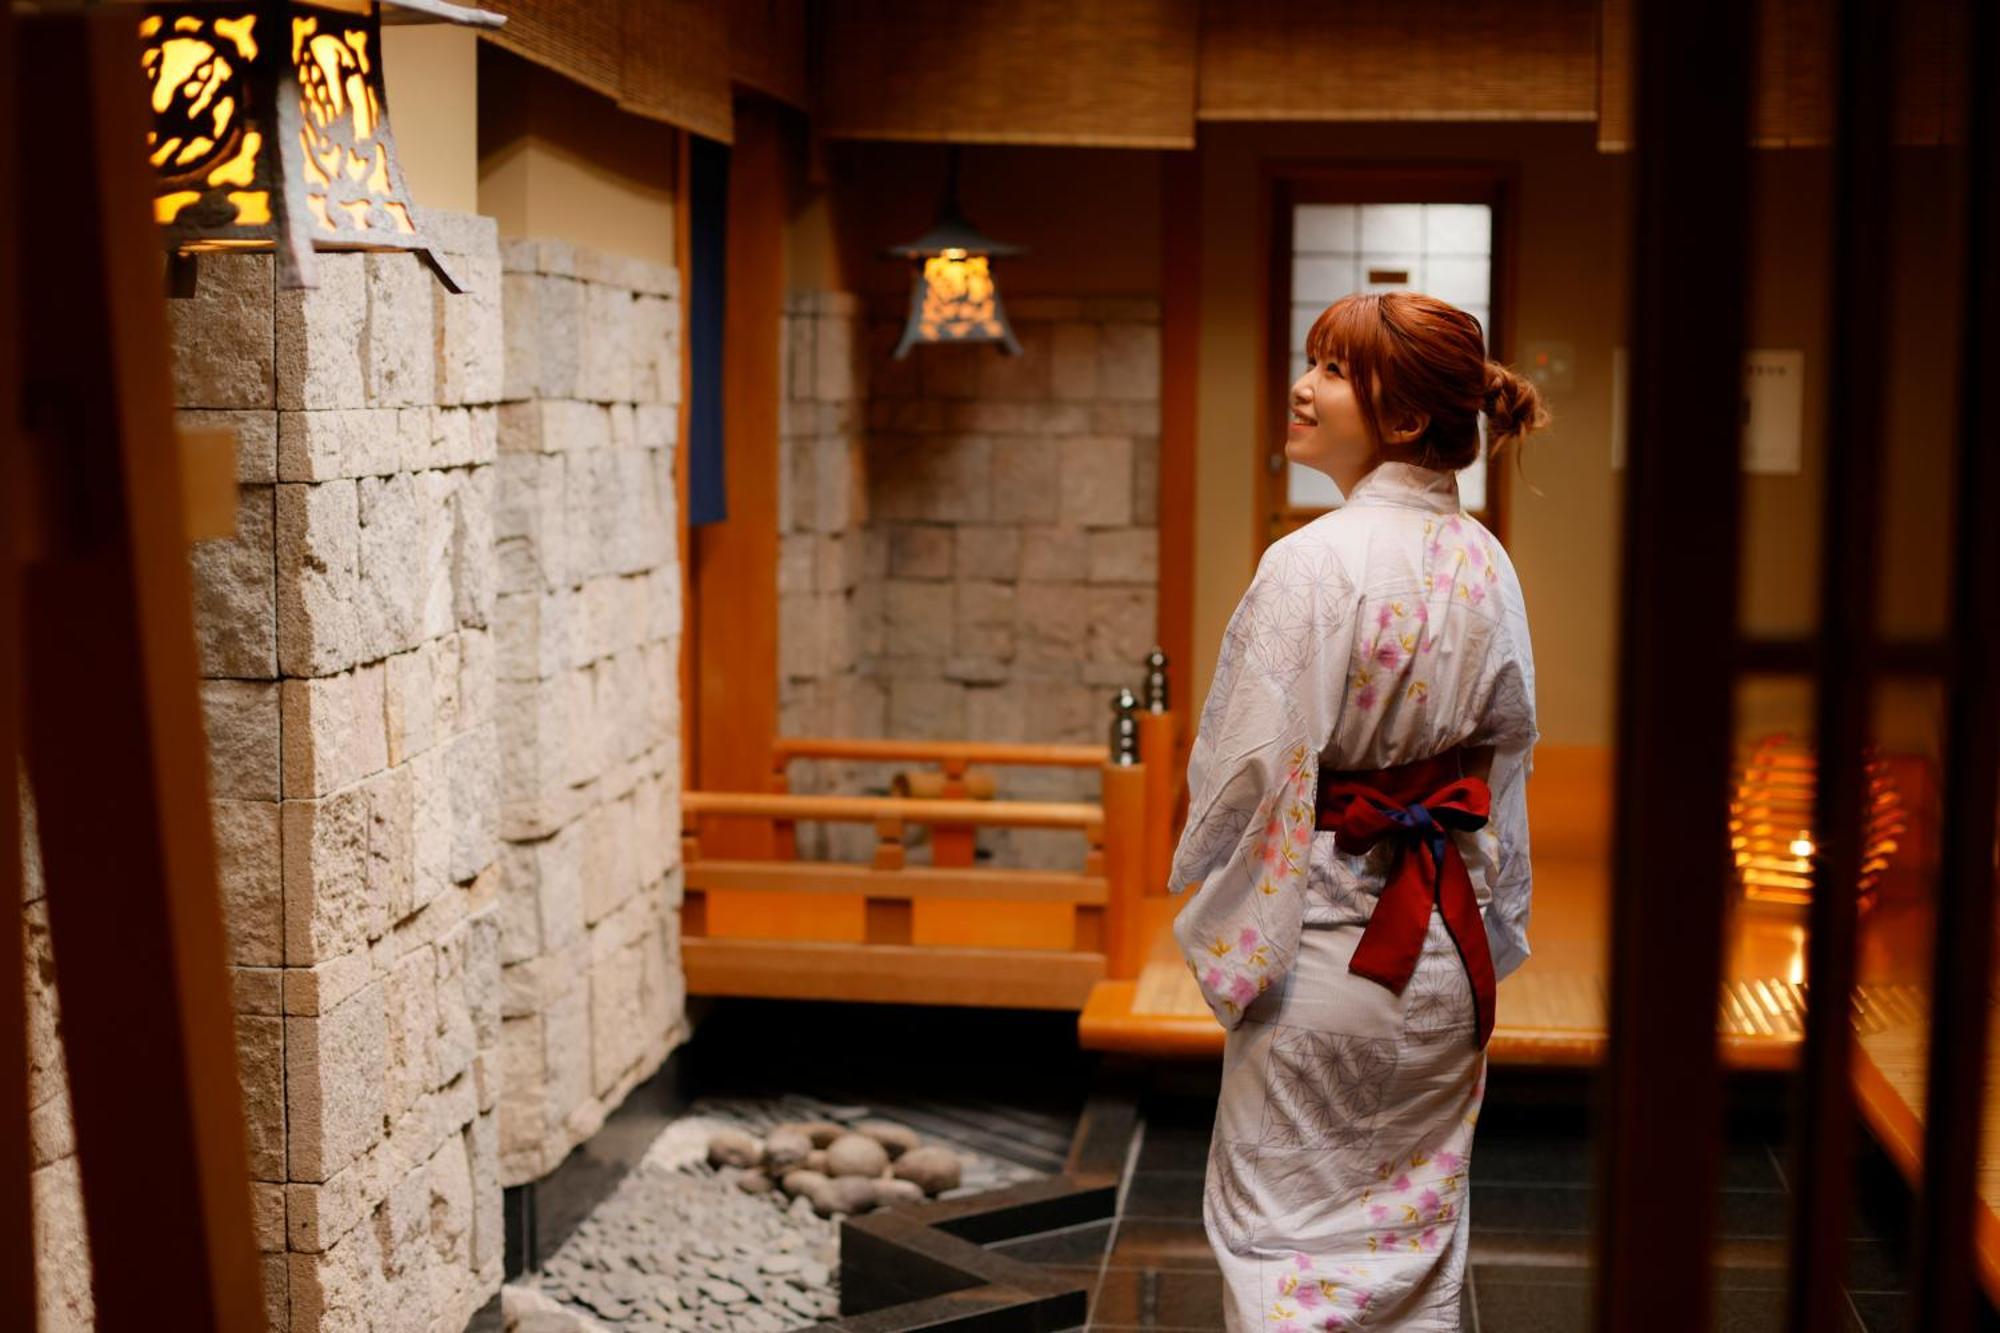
[364, 253, 437, 408]
[590, 941, 645, 1096]
[280, 665, 388, 798]
[1015, 581, 1092, 671]
[542, 982, 592, 1141]
[883, 580, 955, 658]
[236, 1014, 286, 1181]
[288, 1207, 384, 1330]
[529, 275, 583, 399]
[988, 438, 1060, 524]
[500, 270, 541, 402]
[437, 249, 504, 407]
[955, 581, 1017, 660]
[630, 294, 679, 405]
[955, 526, 1022, 582]
[887, 677, 966, 741]
[1087, 527, 1159, 584]
[170, 253, 275, 409]
[448, 722, 498, 885]
[1134, 434, 1161, 525]
[1018, 525, 1089, 581]
[974, 321, 1052, 400]
[179, 408, 278, 484]
[1092, 400, 1160, 436]
[281, 950, 371, 1018]
[286, 978, 387, 1181]
[494, 451, 568, 595]
[1098, 322, 1162, 401]
[494, 587, 574, 683]
[276, 253, 368, 410]
[202, 679, 280, 801]
[778, 534, 816, 596]
[452, 465, 496, 632]
[191, 485, 277, 679]
[278, 408, 417, 481]
[1051, 322, 1101, 401]
[495, 677, 576, 841]
[874, 433, 990, 524]
[1059, 436, 1135, 528]
[276, 480, 361, 677]
[363, 762, 417, 928]
[384, 645, 437, 765]
[1088, 586, 1158, 665]
[283, 786, 376, 965]
[384, 945, 440, 1119]
[214, 798, 283, 967]
[30, 1158, 93, 1331]
[888, 525, 953, 580]
[417, 469, 460, 642]
[578, 282, 635, 403]
[578, 795, 637, 927]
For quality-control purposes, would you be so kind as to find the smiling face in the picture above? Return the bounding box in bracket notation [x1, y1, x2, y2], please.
[1285, 354, 1381, 496]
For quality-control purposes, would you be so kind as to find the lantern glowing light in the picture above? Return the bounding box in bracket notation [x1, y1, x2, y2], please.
[136, 0, 503, 293]
[887, 150, 1024, 359]
[1728, 734, 1906, 912]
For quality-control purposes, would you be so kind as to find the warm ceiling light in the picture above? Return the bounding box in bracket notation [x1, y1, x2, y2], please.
[136, 0, 503, 294]
[886, 148, 1024, 359]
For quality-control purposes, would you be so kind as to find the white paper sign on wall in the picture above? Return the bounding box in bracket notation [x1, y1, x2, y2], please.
[1611, 348, 1807, 474]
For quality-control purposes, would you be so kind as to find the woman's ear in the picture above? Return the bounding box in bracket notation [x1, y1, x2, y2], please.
[1383, 410, 1431, 447]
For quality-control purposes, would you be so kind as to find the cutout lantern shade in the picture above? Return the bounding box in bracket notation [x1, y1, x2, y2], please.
[1728, 734, 1907, 913]
[887, 151, 1024, 359]
[137, 0, 503, 292]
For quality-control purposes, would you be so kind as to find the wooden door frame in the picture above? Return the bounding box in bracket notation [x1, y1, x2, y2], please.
[1255, 162, 1522, 560]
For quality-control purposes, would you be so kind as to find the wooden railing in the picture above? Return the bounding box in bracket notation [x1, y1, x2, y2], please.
[681, 668, 1184, 1010]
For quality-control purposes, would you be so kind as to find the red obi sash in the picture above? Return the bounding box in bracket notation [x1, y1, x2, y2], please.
[1316, 751, 1496, 1050]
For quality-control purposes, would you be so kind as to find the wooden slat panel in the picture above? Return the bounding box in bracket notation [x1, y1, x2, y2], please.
[1200, 0, 1598, 123]
[687, 859, 1110, 904]
[816, 0, 1198, 147]
[484, 0, 732, 140]
[684, 938, 1106, 1009]
[685, 791, 1103, 829]
[730, 0, 808, 110]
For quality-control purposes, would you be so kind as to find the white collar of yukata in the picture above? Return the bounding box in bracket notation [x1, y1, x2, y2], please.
[1343, 460, 1464, 514]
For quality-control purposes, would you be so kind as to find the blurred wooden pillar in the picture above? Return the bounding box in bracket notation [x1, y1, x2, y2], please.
[693, 96, 784, 857]
[1136, 709, 1176, 895]
[0, 5, 34, 1329]
[11, 10, 260, 1329]
[1594, 0, 1752, 1327]
[1911, 0, 2000, 1325]
[1101, 761, 1147, 980]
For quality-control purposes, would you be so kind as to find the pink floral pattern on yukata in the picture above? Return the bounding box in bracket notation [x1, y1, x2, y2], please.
[1347, 598, 1435, 713]
[1424, 515, 1502, 609]
[1185, 742, 1317, 1019]
[1262, 1134, 1479, 1326]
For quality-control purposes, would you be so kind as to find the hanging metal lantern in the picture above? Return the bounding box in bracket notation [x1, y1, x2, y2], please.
[886, 148, 1024, 359]
[136, 0, 503, 294]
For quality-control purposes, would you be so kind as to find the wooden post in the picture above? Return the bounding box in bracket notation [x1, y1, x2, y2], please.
[1137, 710, 1177, 897]
[1101, 763, 1147, 981]
[13, 12, 263, 1327]
[932, 755, 976, 868]
[769, 753, 797, 861]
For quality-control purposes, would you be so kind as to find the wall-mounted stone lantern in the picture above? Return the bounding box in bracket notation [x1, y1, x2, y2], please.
[137, 0, 502, 293]
[886, 148, 1024, 359]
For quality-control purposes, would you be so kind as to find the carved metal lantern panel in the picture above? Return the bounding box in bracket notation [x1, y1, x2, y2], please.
[887, 155, 1024, 359]
[139, 0, 501, 291]
[1728, 733, 1907, 914]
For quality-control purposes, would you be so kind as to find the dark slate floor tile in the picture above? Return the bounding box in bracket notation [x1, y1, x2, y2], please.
[1120, 1169, 1206, 1222]
[1471, 1133, 1785, 1193]
[1133, 1121, 1213, 1174]
[1089, 1265, 1225, 1330]
[1107, 1219, 1219, 1273]
[1848, 1292, 1906, 1333]
[990, 1219, 1115, 1268]
[1473, 1275, 1591, 1332]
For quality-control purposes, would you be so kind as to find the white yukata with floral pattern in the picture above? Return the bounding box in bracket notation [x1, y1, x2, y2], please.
[1168, 461, 1537, 1331]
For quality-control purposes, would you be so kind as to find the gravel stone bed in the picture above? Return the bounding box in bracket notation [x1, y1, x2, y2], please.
[502, 1095, 1044, 1332]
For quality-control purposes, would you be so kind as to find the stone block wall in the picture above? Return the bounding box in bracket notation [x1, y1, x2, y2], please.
[776, 293, 887, 860]
[23, 220, 688, 1333]
[860, 297, 1163, 868]
[491, 241, 687, 1184]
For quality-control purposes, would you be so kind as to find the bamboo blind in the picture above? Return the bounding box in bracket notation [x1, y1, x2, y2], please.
[815, 0, 1200, 148]
[1197, 0, 1599, 123]
[483, 0, 733, 141]
[1599, 0, 1969, 151]
[731, 0, 809, 111]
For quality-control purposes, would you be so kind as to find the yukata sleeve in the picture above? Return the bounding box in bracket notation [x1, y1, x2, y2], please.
[1476, 614, 1539, 983]
[1166, 539, 1356, 1028]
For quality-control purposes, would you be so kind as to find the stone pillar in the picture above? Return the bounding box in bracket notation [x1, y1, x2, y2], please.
[491, 241, 688, 1185]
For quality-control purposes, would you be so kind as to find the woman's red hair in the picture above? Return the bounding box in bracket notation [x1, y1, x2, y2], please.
[1306, 291, 1548, 469]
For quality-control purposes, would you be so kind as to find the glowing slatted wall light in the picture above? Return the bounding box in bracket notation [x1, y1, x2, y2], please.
[886, 149, 1025, 359]
[136, 0, 502, 293]
[1729, 734, 1908, 914]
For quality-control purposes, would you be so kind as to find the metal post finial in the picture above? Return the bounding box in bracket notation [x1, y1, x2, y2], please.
[1110, 689, 1140, 766]
[1144, 647, 1170, 713]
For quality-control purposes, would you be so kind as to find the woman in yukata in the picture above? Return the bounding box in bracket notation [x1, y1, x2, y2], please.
[1169, 290, 1547, 1330]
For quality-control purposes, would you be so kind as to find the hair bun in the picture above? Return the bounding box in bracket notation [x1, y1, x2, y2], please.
[1483, 361, 1550, 451]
